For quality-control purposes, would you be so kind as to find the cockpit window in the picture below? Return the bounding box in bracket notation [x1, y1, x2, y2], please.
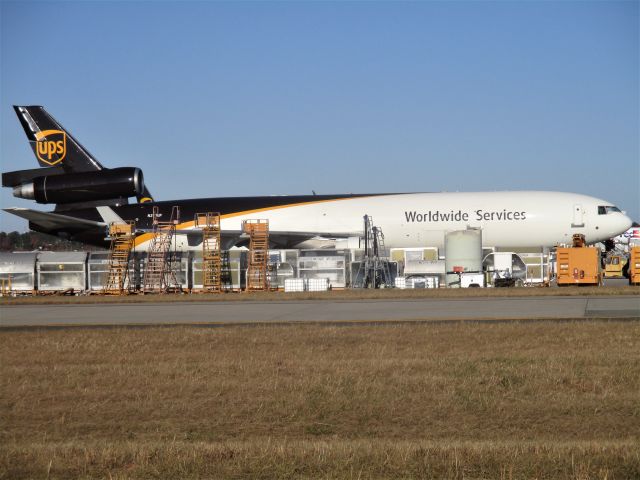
[598, 205, 622, 215]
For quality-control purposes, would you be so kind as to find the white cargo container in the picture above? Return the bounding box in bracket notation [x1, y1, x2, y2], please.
[37, 252, 87, 293]
[460, 273, 485, 288]
[407, 277, 439, 289]
[268, 250, 298, 289]
[403, 260, 446, 283]
[307, 278, 330, 292]
[518, 252, 550, 285]
[88, 251, 136, 292]
[483, 252, 528, 286]
[299, 249, 349, 288]
[139, 252, 188, 291]
[192, 249, 246, 291]
[0, 252, 37, 293]
[284, 278, 305, 293]
[87, 252, 110, 292]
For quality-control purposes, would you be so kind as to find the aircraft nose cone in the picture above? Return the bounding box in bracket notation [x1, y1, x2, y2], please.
[621, 215, 633, 233]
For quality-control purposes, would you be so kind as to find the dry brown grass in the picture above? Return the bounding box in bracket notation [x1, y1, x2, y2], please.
[1, 284, 638, 306]
[1, 322, 639, 479]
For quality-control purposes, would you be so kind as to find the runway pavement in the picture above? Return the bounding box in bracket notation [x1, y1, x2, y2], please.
[1, 296, 638, 327]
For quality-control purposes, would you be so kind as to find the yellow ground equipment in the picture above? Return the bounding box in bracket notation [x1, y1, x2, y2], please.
[629, 246, 640, 286]
[243, 219, 269, 291]
[195, 212, 222, 293]
[242, 220, 269, 292]
[603, 254, 626, 279]
[556, 235, 601, 286]
[0, 275, 11, 296]
[143, 206, 180, 293]
[104, 221, 135, 295]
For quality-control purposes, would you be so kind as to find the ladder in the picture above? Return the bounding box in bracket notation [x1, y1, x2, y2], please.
[355, 215, 393, 288]
[373, 224, 393, 286]
[0, 276, 12, 296]
[142, 206, 179, 293]
[220, 250, 233, 291]
[104, 221, 135, 295]
[195, 212, 222, 292]
[243, 219, 269, 291]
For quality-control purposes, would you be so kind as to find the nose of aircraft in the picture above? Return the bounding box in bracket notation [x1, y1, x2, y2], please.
[619, 214, 633, 234]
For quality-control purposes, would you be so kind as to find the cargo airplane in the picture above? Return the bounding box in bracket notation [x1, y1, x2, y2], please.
[2, 106, 633, 251]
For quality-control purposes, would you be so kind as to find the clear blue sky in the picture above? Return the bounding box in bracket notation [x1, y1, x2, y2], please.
[1, 0, 638, 232]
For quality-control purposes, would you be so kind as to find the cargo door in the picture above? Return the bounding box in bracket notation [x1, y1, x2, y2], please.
[572, 204, 584, 228]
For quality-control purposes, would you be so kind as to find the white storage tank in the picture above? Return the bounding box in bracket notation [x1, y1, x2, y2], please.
[445, 228, 482, 288]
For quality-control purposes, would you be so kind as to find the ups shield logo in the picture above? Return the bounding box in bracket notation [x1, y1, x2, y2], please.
[35, 129, 66, 165]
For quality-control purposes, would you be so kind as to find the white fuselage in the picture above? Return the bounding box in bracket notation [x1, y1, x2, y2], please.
[144, 191, 632, 252]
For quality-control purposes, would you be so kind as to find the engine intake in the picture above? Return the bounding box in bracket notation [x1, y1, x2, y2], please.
[13, 167, 144, 204]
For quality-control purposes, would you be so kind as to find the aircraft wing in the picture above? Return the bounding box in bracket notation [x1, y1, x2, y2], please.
[267, 230, 360, 240]
[134, 228, 360, 239]
[4, 207, 107, 231]
[5, 207, 360, 247]
[134, 228, 360, 248]
[227, 230, 360, 249]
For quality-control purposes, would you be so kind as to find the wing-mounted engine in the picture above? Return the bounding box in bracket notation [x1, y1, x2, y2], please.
[4, 167, 144, 205]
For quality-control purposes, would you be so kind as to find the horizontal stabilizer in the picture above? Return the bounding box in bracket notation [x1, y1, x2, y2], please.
[4, 207, 106, 232]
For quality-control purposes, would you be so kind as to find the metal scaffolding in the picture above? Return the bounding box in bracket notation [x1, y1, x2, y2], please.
[195, 212, 222, 292]
[142, 206, 180, 293]
[243, 219, 269, 291]
[104, 221, 135, 295]
[354, 215, 393, 288]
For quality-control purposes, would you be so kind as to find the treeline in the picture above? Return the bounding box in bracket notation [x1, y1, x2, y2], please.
[0, 231, 102, 252]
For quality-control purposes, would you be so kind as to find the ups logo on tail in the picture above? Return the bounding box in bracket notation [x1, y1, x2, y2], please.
[35, 129, 66, 165]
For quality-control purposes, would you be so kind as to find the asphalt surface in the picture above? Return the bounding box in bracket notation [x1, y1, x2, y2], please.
[1, 296, 638, 327]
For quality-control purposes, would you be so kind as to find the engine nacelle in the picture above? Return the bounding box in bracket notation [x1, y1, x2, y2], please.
[13, 167, 144, 204]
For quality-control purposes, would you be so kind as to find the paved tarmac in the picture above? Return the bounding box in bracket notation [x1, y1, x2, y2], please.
[1, 296, 638, 327]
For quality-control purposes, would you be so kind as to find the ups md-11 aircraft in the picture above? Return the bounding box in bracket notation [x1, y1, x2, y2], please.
[2, 106, 633, 250]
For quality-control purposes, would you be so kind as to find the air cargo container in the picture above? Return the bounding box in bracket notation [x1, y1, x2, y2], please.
[0, 252, 37, 294]
[37, 252, 87, 293]
[299, 249, 350, 288]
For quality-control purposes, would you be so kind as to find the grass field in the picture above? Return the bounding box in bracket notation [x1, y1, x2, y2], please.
[1, 322, 639, 479]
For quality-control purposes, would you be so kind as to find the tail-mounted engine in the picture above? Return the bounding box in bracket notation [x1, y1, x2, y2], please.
[4, 167, 144, 204]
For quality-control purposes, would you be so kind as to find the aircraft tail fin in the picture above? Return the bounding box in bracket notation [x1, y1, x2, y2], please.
[13, 105, 104, 172]
[12, 105, 153, 202]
